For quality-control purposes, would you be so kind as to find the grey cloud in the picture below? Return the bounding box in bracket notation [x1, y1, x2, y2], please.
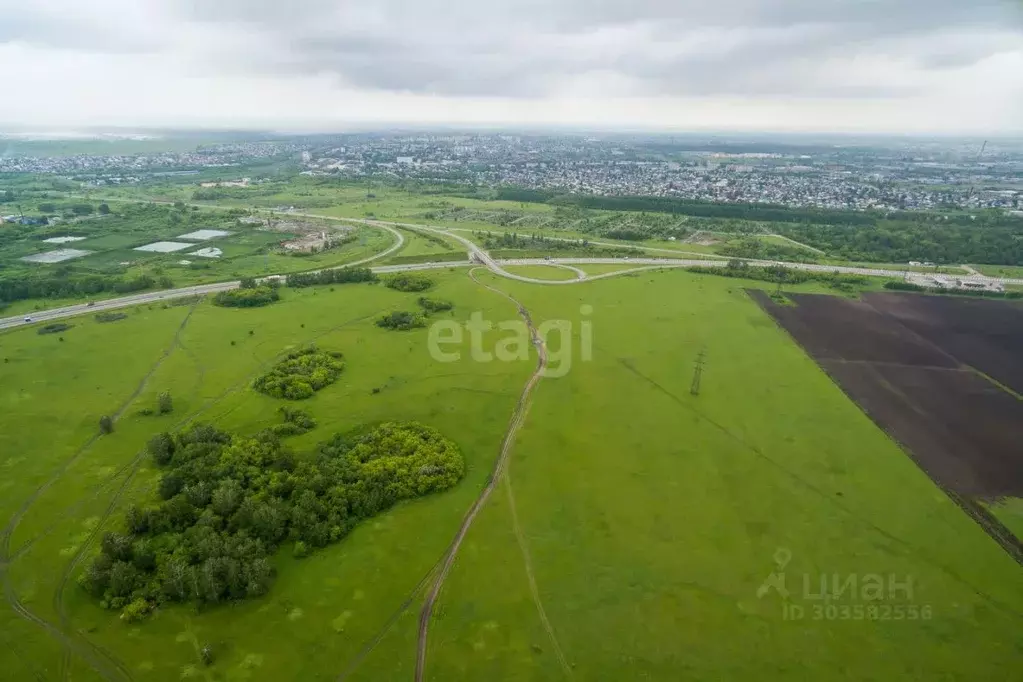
[167, 0, 1022, 97]
[174, 0, 1017, 33]
[0, 4, 163, 53]
[3, 0, 1021, 99]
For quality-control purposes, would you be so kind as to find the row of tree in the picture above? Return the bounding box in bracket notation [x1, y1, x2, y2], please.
[774, 220, 1023, 266]
[80, 422, 464, 618]
[690, 261, 869, 290]
[883, 280, 1022, 299]
[285, 267, 377, 288]
[0, 274, 171, 304]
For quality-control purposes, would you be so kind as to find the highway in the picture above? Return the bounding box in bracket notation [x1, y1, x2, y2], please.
[4, 214, 1023, 332]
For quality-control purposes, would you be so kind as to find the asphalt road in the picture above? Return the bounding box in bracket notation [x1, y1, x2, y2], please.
[5, 214, 1023, 333]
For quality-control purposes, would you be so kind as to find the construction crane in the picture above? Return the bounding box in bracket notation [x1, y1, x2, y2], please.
[967, 140, 987, 200]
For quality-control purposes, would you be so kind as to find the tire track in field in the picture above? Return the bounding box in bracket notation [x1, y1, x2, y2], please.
[479, 266, 572, 676]
[2, 303, 199, 682]
[0, 629, 47, 682]
[13, 306, 380, 560]
[2, 304, 198, 560]
[503, 471, 573, 677]
[614, 354, 1023, 620]
[53, 303, 201, 681]
[49, 305, 386, 681]
[414, 269, 551, 682]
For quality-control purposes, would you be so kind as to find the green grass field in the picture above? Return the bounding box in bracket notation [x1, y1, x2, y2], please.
[423, 270, 1023, 681]
[576, 263, 649, 276]
[502, 264, 581, 281]
[972, 264, 1023, 278]
[1, 272, 532, 681]
[378, 226, 464, 265]
[2, 266, 1021, 681]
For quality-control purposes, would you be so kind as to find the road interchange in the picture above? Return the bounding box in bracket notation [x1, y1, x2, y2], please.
[3, 214, 1022, 332]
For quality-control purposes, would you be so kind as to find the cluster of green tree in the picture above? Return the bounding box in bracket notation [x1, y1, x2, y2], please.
[139, 391, 174, 417]
[718, 237, 819, 263]
[376, 311, 427, 330]
[476, 186, 1023, 247]
[285, 267, 377, 288]
[602, 228, 648, 241]
[690, 261, 868, 291]
[270, 407, 317, 437]
[0, 274, 169, 305]
[212, 279, 280, 308]
[775, 221, 1023, 266]
[883, 280, 1022, 299]
[384, 274, 434, 292]
[37, 322, 72, 335]
[79, 421, 464, 618]
[95, 312, 128, 323]
[494, 188, 555, 203]
[191, 189, 233, 201]
[474, 230, 643, 257]
[411, 230, 455, 250]
[253, 347, 345, 400]
[417, 297, 453, 313]
[503, 193, 874, 226]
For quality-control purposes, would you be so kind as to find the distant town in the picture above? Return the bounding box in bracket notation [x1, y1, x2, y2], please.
[2, 132, 1021, 213]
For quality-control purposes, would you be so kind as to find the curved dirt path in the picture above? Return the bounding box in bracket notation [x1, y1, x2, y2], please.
[414, 269, 549, 682]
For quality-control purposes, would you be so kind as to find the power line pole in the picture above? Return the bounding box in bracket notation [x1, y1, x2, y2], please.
[690, 349, 706, 396]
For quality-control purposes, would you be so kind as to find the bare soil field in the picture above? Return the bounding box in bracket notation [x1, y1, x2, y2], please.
[864, 293, 1023, 395]
[752, 290, 1023, 501]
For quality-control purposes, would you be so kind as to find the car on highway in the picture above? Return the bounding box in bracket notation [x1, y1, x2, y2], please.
[23, 316, 32, 322]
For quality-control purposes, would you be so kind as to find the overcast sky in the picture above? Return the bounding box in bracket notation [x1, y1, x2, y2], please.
[1, 0, 1022, 134]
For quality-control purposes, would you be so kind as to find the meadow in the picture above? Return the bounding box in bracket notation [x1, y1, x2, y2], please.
[973, 263, 1023, 278]
[1, 265, 1020, 681]
[501, 264, 581, 281]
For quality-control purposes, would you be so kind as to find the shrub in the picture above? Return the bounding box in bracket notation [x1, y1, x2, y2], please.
[38, 322, 72, 335]
[384, 274, 434, 292]
[376, 311, 427, 331]
[253, 347, 345, 400]
[120, 598, 152, 623]
[293, 541, 309, 559]
[417, 297, 454, 313]
[158, 392, 173, 415]
[270, 406, 317, 437]
[95, 312, 128, 323]
[99, 415, 114, 434]
[213, 285, 280, 308]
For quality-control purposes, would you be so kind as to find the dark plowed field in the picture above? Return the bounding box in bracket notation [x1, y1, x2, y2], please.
[823, 362, 1023, 496]
[751, 290, 1023, 498]
[865, 293, 1023, 395]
